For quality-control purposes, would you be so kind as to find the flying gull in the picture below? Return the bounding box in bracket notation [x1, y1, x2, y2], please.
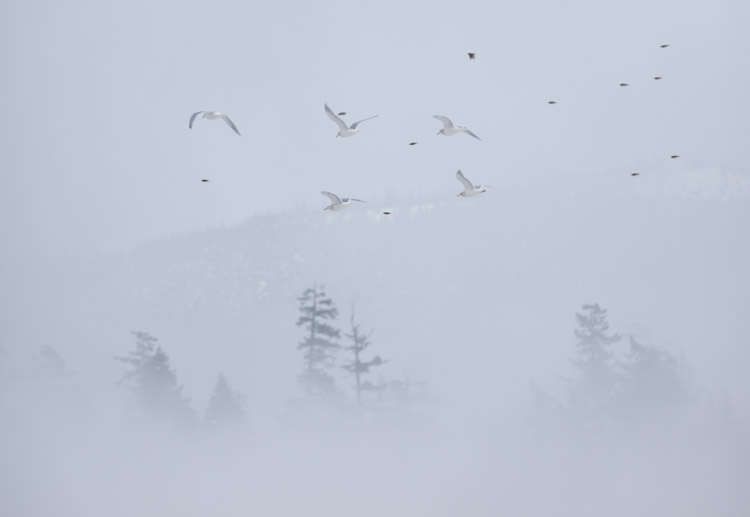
[455, 170, 490, 197]
[434, 115, 482, 140]
[188, 111, 241, 136]
[321, 191, 367, 211]
[324, 103, 378, 137]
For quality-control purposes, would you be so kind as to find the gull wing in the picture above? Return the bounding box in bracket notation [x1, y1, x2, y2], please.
[324, 103, 350, 131]
[456, 170, 474, 191]
[350, 115, 378, 130]
[189, 111, 203, 129]
[321, 191, 342, 205]
[220, 114, 241, 136]
[345, 198, 367, 203]
[433, 115, 454, 129]
[464, 129, 482, 141]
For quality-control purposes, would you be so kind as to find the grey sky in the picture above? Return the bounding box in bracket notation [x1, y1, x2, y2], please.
[1, 1, 750, 515]
[1, 0, 748, 257]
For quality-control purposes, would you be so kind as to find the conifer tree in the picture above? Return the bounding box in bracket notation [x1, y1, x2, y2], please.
[569, 303, 621, 418]
[205, 373, 246, 429]
[115, 331, 195, 429]
[342, 306, 384, 412]
[615, 337, 689, 422]
[295, 285, 341, 398]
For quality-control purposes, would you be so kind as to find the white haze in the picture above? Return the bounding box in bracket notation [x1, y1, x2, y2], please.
[1, 0, 749, 516]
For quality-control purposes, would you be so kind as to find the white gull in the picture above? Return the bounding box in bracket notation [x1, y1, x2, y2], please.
[189, 111, 241, 136]
[434, 115, 481, 140]
[456, 170, 490, 197]
[325, 103, 378, 137]
[321, 191, 367, 211]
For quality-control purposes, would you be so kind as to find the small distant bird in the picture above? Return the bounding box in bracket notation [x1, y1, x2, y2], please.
[468, 52, 476, 60]
[671, 155, 680, 159]
[631, 173, 640, 177]
[654, 76, 663, 80]
[434, 115, 482, 140]
[382, 211, 392, 215]
[324, 103, 378, 137]
[189, 111, 241, 136]
[660, 44, 670, 48]
[619, 83, 629, 87]
[548, 101, 557, 104]
[455, 170, 490, 197]
[338, 112, 346, 116]
[201, 179, 209, 182]
[321, 191, 366, 211]
[409, 142, 418, 146]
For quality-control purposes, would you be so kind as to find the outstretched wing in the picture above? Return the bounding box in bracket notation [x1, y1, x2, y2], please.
[220, 114, 241, 136]
[324, 103, 350, 131]
[189, 111, 203, 129]
[464, 129, 482, 140]
[350, 115, 378, 130]
[345, 198, 367, 203]
[433, 115, 454, 129]
[456, 170, 474, 190]
[321, 191, 342, 204]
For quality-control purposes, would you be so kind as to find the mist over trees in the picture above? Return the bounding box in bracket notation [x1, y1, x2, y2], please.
[115, 331, 196, 431]
[288, 285, 418, 422]
[342, 306, 385, 414]
[0, 201, 746, 516]
[295, 285, 342, 403]
[569, 303, 622, 422]
[1, 288, 747, 517]
[0, 286, 425, 435]
[530, 303, 695, 433]
[205, 374, 247, 431]
[0, 298, 713, 440]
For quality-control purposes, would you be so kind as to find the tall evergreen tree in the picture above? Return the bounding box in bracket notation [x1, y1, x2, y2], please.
[569, 303, 621, 418]
[115, 331, 195, 429]
[205, 373, 247, 429]
[615, 337, 690, 422]
[342, 306, 384, 412]
[296, 285, 341, 397]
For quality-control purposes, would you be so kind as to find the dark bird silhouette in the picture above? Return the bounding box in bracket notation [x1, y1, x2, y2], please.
[660, 44, 670, 48]
[201, 179, 209, 183]
[631, 173, 640, 177]
[671, 155, 680, 159]
[383, 211, 392, 215]
[409, 142, 418, 146]
[619, 83, 629, 87]
[548, 101, 557, 104]
[468, 52, 476, 60]
[654, 76, 663, 80]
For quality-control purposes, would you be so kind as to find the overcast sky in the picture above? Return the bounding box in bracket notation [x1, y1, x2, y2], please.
[1, 0, 748, 259]
[2, 2, 750, 515]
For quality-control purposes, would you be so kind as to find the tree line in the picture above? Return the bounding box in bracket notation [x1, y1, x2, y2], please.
[530, 303, 703, 432]
[0, 298, 727, 435]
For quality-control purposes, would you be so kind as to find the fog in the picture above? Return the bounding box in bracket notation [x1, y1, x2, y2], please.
[1, 0, 749, 515]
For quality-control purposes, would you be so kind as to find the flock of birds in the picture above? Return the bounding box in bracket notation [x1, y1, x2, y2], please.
[189, 46, 675, 212]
